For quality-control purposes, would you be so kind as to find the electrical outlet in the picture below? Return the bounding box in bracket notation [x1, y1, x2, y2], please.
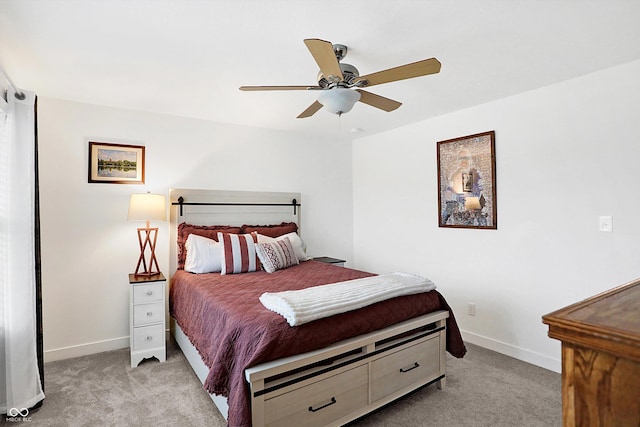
[467, 303, 476, 316]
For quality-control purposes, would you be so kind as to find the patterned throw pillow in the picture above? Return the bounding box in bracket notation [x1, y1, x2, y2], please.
[256, 232, 310, 262]
[218, 232, 259, 275]
[255, 238, 299, 273]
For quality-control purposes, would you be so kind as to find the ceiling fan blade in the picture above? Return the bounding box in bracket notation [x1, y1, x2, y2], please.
[303, 39, 344, 83]
[359, 58, 441, 87]
[355, 90, 402, 112]
[239, 85, 319, 91]
[297, 101, 323, 118]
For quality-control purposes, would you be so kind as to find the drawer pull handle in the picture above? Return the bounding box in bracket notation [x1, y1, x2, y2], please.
[400, 362, 420, 373]
[145, 336, 153, 341]
[146, 311, 153, 316]
[308, 397, 336, 413]
[146, 291, 153, 296]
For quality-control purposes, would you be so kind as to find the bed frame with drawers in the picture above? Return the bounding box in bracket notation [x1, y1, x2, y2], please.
[168, 189, 449, 426]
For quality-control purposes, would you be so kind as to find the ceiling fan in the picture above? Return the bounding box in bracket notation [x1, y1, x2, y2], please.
[239, 38, 441, 118]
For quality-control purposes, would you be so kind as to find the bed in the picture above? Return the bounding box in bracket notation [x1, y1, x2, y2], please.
[168, 189, 466, 427]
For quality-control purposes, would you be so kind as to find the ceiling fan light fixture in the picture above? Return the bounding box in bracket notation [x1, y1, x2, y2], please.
[317, 88, 361, 115]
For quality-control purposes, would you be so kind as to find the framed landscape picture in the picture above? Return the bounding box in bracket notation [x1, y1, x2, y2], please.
[437, 131, 497, 229]
[88, 141, 145, 184]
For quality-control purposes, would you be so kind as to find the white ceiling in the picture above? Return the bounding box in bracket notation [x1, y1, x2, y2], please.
[2, 0, 640, 139]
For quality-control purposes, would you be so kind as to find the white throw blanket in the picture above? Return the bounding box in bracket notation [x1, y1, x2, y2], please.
[259, 272, 436, 326]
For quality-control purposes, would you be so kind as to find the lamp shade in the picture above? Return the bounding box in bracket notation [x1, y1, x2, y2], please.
[317, 88, 361, 115]
[127, 193, 167, 222]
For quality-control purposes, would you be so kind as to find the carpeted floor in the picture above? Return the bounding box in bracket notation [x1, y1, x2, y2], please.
[25, 341, 561, 426]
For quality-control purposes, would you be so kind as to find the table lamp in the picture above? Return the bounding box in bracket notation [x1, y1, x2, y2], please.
[127, 193, 166, 276]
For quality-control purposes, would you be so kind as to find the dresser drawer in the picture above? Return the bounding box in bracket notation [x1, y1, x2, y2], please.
[132, 324, 165, 351]
[371, 335, 441, 402]
[265, 365, 368, 427]
[133, 302, 164, 326]
[133, 283, 163, 304]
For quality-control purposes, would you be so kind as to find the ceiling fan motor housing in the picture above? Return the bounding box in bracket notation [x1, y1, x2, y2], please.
[317, 63, 364, 88]
[333, 44, 347, 61]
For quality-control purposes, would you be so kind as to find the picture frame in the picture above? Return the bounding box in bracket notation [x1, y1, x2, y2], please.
[437, 131, 497, 229]
[88, 141, 145, 184]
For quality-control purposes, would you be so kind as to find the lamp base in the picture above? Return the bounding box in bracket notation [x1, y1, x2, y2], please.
[134, 226, 161, 276]
[133, 271, 161, 277]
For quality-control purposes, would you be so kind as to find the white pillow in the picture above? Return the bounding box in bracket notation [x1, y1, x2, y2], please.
[256, 238, 299, 273]
[257, 232, 310, 262]
[184, 234, 222, 274]
[281, 232, 310, 261]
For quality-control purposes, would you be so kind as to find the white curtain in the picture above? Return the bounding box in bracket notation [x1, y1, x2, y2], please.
[0, 87, 45, 414]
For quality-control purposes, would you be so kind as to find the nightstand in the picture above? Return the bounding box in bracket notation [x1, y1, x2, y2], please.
[313, 257, 346, 267]
[129, 273, 166, 367]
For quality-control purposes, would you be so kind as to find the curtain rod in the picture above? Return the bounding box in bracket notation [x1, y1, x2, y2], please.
[0, 64, 26, 101]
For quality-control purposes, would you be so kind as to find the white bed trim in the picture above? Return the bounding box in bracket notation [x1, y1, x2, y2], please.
[172, 318, 229, 420]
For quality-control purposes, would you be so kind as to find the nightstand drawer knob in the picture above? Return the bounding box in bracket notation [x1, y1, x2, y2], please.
[145, 336, 153, 341]
[146, 311, 153, 316]
[146, 290, 153, 296]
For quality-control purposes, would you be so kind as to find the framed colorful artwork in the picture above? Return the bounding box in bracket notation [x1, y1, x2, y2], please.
[88, 141, 145, 184]
[437, 131, 497, 229]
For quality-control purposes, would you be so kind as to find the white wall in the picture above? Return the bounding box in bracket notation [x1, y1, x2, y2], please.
[38, 59, 640, 367]
[352, 59, 640, 372]
[38, 98, 354, 361]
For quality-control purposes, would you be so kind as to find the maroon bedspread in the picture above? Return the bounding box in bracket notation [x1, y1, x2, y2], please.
[170, 261, 466, 427]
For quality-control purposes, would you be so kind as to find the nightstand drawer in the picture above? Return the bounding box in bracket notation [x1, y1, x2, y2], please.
[133, 302, 164, 326]
[133, 283, 163, 304]
[132, 324, 164, 351]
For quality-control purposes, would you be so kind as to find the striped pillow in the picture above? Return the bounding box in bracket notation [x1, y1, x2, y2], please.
[256, 238, 299, 273]
[218, 232, 259, 275]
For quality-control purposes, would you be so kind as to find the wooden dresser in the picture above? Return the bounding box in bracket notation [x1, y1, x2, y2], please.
[542, 279, 640, 426]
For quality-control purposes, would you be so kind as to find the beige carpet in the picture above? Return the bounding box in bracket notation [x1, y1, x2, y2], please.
[27, 341, 560, 426]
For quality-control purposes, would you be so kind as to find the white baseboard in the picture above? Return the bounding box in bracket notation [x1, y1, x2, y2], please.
[44, 329, 172, 363]
[44, 336, 129, 363]
[44, 329, 562, 374]
[461, 329, 561, 373]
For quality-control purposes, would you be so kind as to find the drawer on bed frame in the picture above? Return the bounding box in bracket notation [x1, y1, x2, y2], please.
[264, 365, 368, 427]
[370, 333, 441, 402]
[246, 310, 449, 427]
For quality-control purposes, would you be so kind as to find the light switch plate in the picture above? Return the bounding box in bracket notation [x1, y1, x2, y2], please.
[599, 216, 612, 232]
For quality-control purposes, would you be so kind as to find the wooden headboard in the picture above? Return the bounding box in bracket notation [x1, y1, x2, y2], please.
[168, 189, 301, 278]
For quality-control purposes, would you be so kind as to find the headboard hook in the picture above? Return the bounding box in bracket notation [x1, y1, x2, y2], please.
[178, 196, 184, 216]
